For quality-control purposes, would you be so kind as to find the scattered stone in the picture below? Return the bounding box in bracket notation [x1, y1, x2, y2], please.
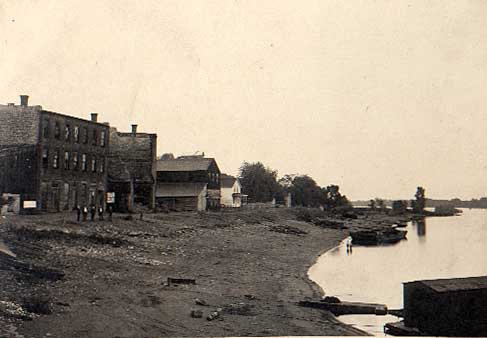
[0, 300, 36, 320]
[207, 309, 221, 321]
[223, 302, 255, 316]
[195, 298, 208, 306]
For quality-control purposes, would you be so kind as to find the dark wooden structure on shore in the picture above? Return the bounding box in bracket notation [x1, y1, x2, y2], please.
[399, 276, 487, 336]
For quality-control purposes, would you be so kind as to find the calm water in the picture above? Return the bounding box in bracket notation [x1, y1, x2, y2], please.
[308, 208, 487, 335]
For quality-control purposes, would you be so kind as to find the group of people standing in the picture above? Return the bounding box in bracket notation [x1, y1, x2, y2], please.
[76, 204, 113, 222]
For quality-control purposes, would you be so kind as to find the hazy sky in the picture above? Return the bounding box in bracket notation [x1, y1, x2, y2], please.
[1, 1, 487, 200]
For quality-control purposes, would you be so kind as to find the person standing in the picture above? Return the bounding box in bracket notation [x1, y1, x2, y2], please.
[90, 205, 96, 221]
[76, 205, 81, 222]
[82, 206, 88, 221]
[108, 205, 113, 221]
[98, 206, 104, 221]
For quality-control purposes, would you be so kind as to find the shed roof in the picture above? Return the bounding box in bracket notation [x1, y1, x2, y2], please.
[156, 157, 216, 172]
[405, 276, 487, 293]
[220, 174, 237, 188]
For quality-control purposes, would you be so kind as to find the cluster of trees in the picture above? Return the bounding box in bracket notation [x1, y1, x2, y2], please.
[238, 161, 350, 209]
[368, 187, 426, 214]
[426, 197, 487, 209]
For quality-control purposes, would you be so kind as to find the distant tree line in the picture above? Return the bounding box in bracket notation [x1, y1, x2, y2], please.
[368, 187, 426, 214]
[238, 161, 350, 209]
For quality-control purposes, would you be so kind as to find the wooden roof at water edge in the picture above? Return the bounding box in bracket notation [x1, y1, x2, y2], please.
[405, 276, 487, 293]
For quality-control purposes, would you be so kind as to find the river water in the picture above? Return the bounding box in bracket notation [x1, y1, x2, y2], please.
[308, 208, 487, 335]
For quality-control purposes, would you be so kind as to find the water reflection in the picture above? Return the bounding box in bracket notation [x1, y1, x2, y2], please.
[309, 209, 487, 336]
[414, 218, 426, 237]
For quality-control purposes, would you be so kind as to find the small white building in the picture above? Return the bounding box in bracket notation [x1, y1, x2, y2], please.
[220, 174, 246, 208]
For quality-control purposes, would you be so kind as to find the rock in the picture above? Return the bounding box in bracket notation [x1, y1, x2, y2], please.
[0, 300, 35, 320]
[207, 310, 220, 321]
[191, 309, 203, 318]
[195, 298, 208, 306]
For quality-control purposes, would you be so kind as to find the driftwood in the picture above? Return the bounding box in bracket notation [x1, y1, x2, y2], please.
[167, 277, 196, 285]
[298, 300, 388, 316]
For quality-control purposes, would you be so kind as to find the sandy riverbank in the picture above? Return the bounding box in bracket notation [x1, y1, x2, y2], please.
[0, 207, 406, 337]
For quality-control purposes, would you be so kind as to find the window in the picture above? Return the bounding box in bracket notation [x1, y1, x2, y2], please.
[43, 119, 50, 138]
[91, 156, 96, 172]
[81, 154, 87, 171]
[64, 151, 70, 169]
[42, 148, 49, 168]
[100, 130, 106, 147]
[74, 126, 79, 143]
[92, 129, 98, 146]
[73, 152, 78, 170]
[83, 127, 88, 144]
[53, 150, 59, 168]
[54, 122, 61, 139]
[65, 124, 70, 141]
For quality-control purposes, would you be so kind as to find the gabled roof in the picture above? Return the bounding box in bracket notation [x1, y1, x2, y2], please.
[220, 174, 237, 188]
[156, 157, 218, 172]
[405, 276, 487, 293]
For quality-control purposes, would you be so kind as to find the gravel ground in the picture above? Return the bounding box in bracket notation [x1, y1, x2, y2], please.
[0, 207, 404, 337]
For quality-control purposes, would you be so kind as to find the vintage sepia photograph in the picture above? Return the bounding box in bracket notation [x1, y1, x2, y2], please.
[1, 1, 487, 337]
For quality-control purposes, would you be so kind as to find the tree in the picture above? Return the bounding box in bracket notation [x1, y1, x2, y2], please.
[375, 198, 386, 211]
[239, 162, 281, 203]
[322, 185, 351, 210]
[285, 175, 323, 207]
[369, 199, 376, 210]
[411, 186, 426, 214]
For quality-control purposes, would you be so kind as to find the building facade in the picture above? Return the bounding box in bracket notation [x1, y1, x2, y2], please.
[155, 155, 221, 211]
[107, 124, 157, 212]
[220, 174, 246, 208]
[0, 96, 109, 213]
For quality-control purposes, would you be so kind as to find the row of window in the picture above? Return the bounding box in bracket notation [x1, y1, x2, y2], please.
[208, 172, 219, 183]
[43, 119, 106, 147]
[42, 148, 105, 173]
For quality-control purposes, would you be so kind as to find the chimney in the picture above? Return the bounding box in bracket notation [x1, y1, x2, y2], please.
[90, 113, 98, 122]
[131, 124, 138, 134]
[20, 95, 29, 106]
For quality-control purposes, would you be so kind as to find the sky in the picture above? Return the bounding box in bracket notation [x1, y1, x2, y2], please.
[1, 1, 487, 201]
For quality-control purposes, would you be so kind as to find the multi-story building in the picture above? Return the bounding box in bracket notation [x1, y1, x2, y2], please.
[107, 124, 157, 212]
[155, 155, 221, 211]
[0, 95, 109, 213]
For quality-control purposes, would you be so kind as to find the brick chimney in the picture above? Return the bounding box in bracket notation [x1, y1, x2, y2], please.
[90, 113, 98, 122]
[20, 95, 29, 106]
[131, 124, 138, 134]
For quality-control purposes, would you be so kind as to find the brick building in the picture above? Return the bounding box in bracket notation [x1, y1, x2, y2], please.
[0, 95, 109, 213]
[107, 124, 157, 212]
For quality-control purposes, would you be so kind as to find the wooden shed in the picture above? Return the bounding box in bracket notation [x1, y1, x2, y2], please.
[403, 276, 487, 336]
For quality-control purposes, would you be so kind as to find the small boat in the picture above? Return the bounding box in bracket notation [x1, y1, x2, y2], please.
[350, 228, 407, 246]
